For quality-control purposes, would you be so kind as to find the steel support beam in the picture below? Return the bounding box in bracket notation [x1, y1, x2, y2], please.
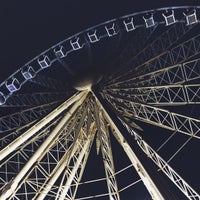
[0, 92, 73, 107]
[93, 93, 165, 200]
[0, 92, 85, 162]
[108, 22, 196, 85]
[121, 120, 200, 200]
[104, 84, 200, 105]
[0, 101, 60, 133]
[99, 111, 120, 200]
[0, 91, 88, 200]
[103, 94, 200, 139]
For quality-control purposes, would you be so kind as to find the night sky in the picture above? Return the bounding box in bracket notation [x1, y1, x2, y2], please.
[0, 0, 199, 81]
[0, 0, 200, 199]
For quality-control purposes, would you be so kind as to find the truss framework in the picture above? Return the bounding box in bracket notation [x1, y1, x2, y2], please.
[0, 91, 199, 199]
[106, 54, 200, 89]
[121, 120, 200, 200]
[0, 101, 60, 134]
[103, 93, 200, 139]
[104, 84, 200, 105]
[129, 31, 200, 78]
[29, 74, 71, 91]
[108, 22, 196, 85]
[98, 110, 120, 200]
[0, 92, 73, 108]
[130, 22, 194, 68]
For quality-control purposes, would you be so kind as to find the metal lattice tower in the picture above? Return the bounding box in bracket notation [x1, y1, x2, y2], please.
[0, 6, 200, 200]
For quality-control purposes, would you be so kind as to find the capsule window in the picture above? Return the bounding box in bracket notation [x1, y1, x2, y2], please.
[87, 31, 99, 43]
[143, 16, 155, 28]
[70, 38, 82, 50]
[105, 23, 117, 36]
[21, 66, 36, 80]
[123, 18, 135, 32]
[38, 56, 51, 68]
[6, 78, 21, 92]
[54, 46, 67, 58]
[162, 11, 176, 26]
[184, 10, 198, 25]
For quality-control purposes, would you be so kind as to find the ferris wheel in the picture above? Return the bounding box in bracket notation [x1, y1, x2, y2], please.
[0, 6, 200, 200]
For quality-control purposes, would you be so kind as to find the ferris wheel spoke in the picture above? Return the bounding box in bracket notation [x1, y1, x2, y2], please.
[0, 91, 89, 200]
[83, 33, 94, 66]
[32, 122, 96, 200]
[106, 56, 200, 89]
[108, 22, 196, 85]
[133, 33, 200, 77]
[0, 99, 85, 172]
[104, 84, 200, 106]
[47, 102, 96, 200]
[134, 84, 200, 105]
[118, 26, 158, 66]
[32, 103, 89, 200]
[93, 95, 165, 200]
[0, 120, 37, 150]
[1, 105, 86, 200]
[130, 31, 200, 79]
[54, 126, 96, 200]
[68, 127, 96, 200]
[128, 22, 195, 69]
[29, 74, 71, 92]
[0, 116, 62, 189]
[0, 100, 62, 134]
[121, 120, 200, 200]
[0, 92, 73, 108]
[103, 93, 200, 139]
[98, 110, 120, 200]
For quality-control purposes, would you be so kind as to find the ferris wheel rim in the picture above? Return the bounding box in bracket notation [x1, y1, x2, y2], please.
[0, 4, 200, 200]
[0, 5, 199, 105]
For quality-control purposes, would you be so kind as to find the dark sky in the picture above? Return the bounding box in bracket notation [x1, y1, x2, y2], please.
[0, 0, 199, 199]
[0, 0, 199, 81]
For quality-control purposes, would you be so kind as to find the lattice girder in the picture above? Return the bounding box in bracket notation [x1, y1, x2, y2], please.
[0, 92, 73, 108]
[29, 74, 71, 92]
[104, 84, 200, 105]
[0, 101, 60, 134]
[103, 93, 200, 139]
[0, 91, 88, 200]
[94, 93, 165, 200]
[106, 57, 200, 89]
[98, 110, 120, 200]
[121, 120, 200, 200]
[108, 22, 196, 85]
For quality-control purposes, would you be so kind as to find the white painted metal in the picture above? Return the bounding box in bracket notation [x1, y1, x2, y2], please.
[0, 92, 85, 162]
[104, 93, 200, 139]
[0, 91, 88, 200]
[34, 146, 74, 200]
[105, 84, 200, 105]
[121, 120, 200, 200]
[58, 140, 90, 200]
[93, 93, 165, 200]
[99, 111, 120, 200]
